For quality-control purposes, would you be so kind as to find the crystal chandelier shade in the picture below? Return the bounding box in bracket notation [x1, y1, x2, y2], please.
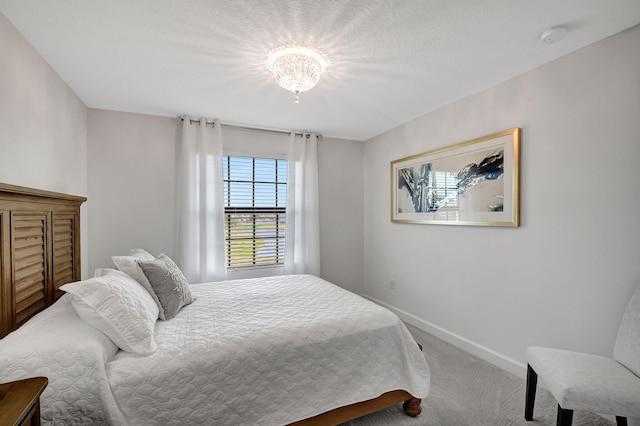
[267, 47, 328, 96]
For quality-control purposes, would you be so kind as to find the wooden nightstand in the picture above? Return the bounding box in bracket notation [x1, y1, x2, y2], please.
[0, 377, 48, 426]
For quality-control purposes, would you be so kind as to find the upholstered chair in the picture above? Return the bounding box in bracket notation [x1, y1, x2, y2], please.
[525, 283, 640, 426]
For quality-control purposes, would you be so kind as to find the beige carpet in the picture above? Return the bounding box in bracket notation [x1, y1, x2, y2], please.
[341, 323, 613, 426]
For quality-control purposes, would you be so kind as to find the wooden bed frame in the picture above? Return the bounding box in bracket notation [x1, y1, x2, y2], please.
[0, 182, 423, 424]
[291, 390, 421, 425]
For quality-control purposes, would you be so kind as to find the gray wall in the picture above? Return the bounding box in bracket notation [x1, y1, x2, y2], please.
[363, 25, 640, 376]
[87, 110, 178, 272]
[319, 137, 364, 293]
[0, 13, 89, 275]
[87, 109, 365, 293]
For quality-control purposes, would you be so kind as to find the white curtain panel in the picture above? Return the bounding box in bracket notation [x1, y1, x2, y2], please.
[175, 117, 227, 283]
[284, 132, 321, 276]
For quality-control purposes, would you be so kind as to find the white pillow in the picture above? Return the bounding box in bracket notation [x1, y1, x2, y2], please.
[112, 254, 166, 320]
[129, 248, 155, 261]
[94, 267, 131, 278]
[60, 274, 159, 355]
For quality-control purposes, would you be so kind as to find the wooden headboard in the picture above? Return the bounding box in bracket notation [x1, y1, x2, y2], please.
[0, 183, 85, 338]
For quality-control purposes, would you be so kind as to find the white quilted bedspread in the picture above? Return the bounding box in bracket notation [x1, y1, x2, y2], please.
[105, 275, 430, 425]
[0, 295, 119, 425]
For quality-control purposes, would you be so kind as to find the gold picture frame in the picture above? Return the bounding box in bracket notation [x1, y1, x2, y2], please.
[391, 128, 520, 227]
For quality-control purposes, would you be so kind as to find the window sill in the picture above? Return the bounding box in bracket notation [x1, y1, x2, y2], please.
[226, 265, 285, 280]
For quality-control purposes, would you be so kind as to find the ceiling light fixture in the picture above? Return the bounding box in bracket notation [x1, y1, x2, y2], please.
[267, 47, 328, 103]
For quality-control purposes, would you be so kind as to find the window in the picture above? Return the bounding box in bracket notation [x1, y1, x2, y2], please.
[223, 156, 287, 269]
[432, 170, 459, 209]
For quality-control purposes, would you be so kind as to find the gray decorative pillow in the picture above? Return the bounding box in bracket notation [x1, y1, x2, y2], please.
[137, 254, 194, 320]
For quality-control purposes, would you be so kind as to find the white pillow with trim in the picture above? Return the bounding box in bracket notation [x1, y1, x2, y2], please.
[61, 273, 159, 355]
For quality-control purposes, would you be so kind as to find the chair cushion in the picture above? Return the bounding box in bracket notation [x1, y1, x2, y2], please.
[614, 283, 640, 377]
[527, 346, 640, 417]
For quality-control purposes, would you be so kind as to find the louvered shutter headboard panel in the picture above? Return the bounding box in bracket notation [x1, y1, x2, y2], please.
[53, 212, 78, 298]
[12, 212, 48, 327]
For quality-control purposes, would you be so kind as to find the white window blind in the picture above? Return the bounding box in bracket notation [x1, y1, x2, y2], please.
[223, 156, 287, 269]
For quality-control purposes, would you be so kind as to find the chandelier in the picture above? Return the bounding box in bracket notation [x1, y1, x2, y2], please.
[267, 47, 328, 103]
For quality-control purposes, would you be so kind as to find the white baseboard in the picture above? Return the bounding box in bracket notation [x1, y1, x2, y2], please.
[361, 294, 527, 379]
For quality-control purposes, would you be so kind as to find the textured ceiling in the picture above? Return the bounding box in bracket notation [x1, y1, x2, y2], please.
[2, 0, 640, 140]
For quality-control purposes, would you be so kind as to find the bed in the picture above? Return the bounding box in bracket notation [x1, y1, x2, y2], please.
[0, 184, 430, 425]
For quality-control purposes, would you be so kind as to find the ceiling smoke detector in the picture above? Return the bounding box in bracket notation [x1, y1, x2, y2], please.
[540, 26, 569, 44]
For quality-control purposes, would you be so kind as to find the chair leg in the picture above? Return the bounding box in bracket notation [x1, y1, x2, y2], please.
[557, 405, 573, 426]
[524, 364, 537, 421]
[616, 416, 628, 426]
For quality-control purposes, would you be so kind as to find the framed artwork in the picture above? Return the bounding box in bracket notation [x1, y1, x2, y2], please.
[391, 128, 520, 227]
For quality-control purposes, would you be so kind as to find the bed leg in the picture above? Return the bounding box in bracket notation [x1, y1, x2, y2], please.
[403, 397, 422, 417]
